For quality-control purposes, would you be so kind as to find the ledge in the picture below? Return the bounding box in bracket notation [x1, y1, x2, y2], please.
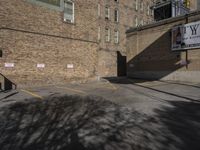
[126, 10, 200, 34]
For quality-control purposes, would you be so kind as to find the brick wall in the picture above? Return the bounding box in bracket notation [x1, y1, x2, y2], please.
[0, 0, 98, 87]
[126, 11, 200, 82]
[0, 0, 154, 87]
[97, 0, 154, 77]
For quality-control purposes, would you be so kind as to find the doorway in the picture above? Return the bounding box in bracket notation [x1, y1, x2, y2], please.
[117, 51, 127, 77]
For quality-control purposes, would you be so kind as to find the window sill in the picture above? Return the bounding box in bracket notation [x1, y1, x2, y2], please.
[63, 19, 75, 25]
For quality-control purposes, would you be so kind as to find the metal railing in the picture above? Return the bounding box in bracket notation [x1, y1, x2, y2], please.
[0, 73, 17, 91]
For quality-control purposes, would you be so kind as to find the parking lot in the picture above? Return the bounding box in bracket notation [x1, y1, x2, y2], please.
[1, 77, 200, 114]
[1, 77, 200, 150]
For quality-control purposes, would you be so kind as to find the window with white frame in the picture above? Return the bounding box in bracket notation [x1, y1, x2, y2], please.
[135, 16, 138, 27]
[114, 9, 119, 22]
[105, 28, 110, 42]
[64, 0, 74, 23]
[135, 0, 138, 11]
[140, 1, 144, 11]
[105, 6, 110, 19]
[140, 19, 144, 26]
[98, 3, 101, 17]
[114, 30, 119, 44]
[151, 7, 154, 16]
[151, 1, 154, 16]
[98, 26, 101, 41]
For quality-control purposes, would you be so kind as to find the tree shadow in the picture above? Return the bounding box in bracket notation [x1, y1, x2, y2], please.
[0, 95, 200, 150]
[154, 101, 200, 150]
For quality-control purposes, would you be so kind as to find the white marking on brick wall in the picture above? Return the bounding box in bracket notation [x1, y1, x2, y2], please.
[5, 63, 14, 68]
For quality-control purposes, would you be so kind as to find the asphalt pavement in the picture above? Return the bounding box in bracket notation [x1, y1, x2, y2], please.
[0, 78, 200, 150]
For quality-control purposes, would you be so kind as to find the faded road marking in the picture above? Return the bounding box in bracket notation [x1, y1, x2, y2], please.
[105, 81, 118, 90]
[55, 86, 86, 95]
[21, 89, 43, 100]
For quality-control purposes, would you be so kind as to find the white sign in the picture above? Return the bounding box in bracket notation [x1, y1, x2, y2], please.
[5, 63, 14, 68]
[172, 20, 200, 51]
[67, 64, 74, 69]
[37, 64, 45, 68]
[180, 60, 188, 66]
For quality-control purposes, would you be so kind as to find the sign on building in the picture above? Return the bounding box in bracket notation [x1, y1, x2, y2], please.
[5, 63, 14, 68]
[172, 20, 200, 51]
[37, 64, 45, 68]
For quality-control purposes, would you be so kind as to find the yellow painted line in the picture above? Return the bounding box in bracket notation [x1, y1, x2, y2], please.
[105, 81, 118, 90]
[55, 86, 86, 95]
[21, 89, 43, 100]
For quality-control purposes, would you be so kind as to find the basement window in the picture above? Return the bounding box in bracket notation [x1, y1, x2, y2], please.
[64, 0, 74, 23]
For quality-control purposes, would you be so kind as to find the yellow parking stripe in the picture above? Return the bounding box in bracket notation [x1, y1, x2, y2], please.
[105, 81, 118, 90]
[21, 89, 43, 100]
[55, 86, 86, 95]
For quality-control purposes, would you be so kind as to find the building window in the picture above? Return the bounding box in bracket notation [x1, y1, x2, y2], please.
[140, 19, 144, 26]
[64, 0, 74, 23]
[114, 9, 119, 22]
[151, 8, 154, 16]
[135, 0, 138, 11]
[114, 30, 119, 44]
[37, 0, 60, 6]
[105, 6, 110, 20]
[105, 28, 110, 42]
[135, 16, 138, 27]
[98, 3, 101, 17]
[147, 4, 150, 15]
[140, 1, 144, 11]
[98, 26, 101, 41]
[114, 0, 119, 2]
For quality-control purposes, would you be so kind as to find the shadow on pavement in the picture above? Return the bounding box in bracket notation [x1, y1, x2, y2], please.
[154, 101, 200, 150]
[0, 92, 19, 101]
[0, 95, 200, 150]
[105, 77, 200, 103]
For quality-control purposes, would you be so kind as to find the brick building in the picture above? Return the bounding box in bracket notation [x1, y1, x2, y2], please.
[97, 0, 154, 77]
[0, 0, 153, 87]
[126, 11, 200, 82]
[189, 0, 200, 11]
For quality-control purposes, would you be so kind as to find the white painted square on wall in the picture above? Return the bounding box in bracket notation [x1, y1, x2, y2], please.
[5, 63, 14, 68]
[67, 64, 74, 69]
[37, 64, 45, 68]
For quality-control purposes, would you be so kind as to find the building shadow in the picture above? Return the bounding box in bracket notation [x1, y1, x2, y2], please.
[0, 95, 200, 150]
[127, 30, 187, 80]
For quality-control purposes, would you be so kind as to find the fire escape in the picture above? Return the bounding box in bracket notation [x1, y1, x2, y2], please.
[152, 0, 190, 21]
